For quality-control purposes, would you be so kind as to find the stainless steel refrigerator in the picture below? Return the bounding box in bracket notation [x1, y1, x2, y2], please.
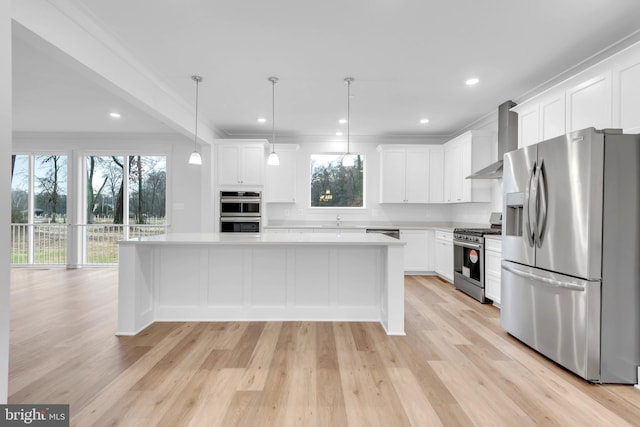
[501, 127, 640, 383]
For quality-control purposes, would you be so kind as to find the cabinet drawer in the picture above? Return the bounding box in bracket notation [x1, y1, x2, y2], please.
[435, 231, 453, 241]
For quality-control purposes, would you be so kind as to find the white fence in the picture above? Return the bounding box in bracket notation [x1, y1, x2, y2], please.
[10, 223, 167, 266]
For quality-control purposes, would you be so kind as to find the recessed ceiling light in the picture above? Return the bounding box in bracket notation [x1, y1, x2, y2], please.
[339, 119, 347, 124]
[336, 131, 343, 136]
[109, 112, 121, 118]
[465, 77, 479, 86]
[420, 118, 430, 124]
[257, 117, 267, 123]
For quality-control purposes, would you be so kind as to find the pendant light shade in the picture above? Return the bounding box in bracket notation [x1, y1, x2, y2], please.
[267, 76, 280, 166]
[343, 77, 355, 167]
[188, 75, 203, 165]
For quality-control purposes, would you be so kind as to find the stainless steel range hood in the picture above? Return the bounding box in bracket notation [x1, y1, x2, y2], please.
[467, 100, 518, 179]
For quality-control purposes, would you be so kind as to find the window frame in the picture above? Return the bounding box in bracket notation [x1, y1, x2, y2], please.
[308, 152, 366, 210]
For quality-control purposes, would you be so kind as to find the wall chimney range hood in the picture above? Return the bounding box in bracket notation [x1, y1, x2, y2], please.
[467, 100, 518, 179]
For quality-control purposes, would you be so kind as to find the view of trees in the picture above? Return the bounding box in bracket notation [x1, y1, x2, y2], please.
[10, 153, 166, 225]
[86, 155, 166, 224]
[11, 154, 68, 223]
[310, 154, 364, 207]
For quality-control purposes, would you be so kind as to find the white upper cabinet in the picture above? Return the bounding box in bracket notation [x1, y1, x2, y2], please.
[613, 60, 640, 133]
[265, 145, 298, 203]
[428, 148, 444, 203]
[217, 141, 266, 186]
[566, 73, 612, 132]
[540, 94, 566, 141]
[443, 131, 491, 203]
[517, 104, 540, 148]
[378, 146, 429, 203]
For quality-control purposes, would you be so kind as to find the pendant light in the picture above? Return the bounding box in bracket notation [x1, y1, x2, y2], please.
[188, 75, 203, 165]
[343, 77, 355, 167]
[267, 76, 280, 166]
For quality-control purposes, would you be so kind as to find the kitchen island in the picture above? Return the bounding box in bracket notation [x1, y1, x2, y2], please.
[117, 232, 405, 336]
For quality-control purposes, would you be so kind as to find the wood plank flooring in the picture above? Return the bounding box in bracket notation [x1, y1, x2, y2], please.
[8, 269, 640, 426]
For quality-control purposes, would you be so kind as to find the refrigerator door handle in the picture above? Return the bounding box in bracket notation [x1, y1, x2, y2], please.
[502, 263, 586, 291]
[532, 162, 542, 247]
[536, 160, 548, 248]
[524, 161, 536, 247]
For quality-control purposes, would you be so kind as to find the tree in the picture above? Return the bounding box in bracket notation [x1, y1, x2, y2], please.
[310, 154, 363, 207]
[86, 156, 109, 224]
[110, 156, 131, 224]
[37, 155, 66, 222]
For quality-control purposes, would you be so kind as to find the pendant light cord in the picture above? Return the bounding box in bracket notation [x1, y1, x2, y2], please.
[345, 77, 354, 155]
[192, 75, 202, 151]
[272, 78, 276, 153]
[269, 76, 278, 154]
[347, 79, 350, 154]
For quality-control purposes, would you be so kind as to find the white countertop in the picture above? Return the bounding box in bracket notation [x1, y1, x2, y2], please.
[119, 232, 406, 246]
[484, 234, 503, 240]
[263, 221, 486, 232]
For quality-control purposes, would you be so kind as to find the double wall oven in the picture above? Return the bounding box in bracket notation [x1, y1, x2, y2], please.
[453, 212, 501, 303]
[220, 191, 261, 232]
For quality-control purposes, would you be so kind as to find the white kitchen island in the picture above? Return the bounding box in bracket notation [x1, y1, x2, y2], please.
[117, 232, 406, 336]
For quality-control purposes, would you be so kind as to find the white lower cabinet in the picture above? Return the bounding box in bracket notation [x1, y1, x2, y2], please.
[400, 229, 434, 273]
[313, 228, 365, 234]
[434, 230, 453, 282]
[484, 237, 502, 306]
[262, 228, 289, 234]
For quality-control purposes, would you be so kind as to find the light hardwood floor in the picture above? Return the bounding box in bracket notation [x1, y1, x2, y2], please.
[8, 268, 640, 426]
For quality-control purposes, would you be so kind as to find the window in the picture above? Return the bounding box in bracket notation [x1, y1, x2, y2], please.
[10, 154, 68, 265]
[310, 154, 364, 207]
[85, 155, 167, 264]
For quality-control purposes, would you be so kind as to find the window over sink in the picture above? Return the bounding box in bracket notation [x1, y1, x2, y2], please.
[310, 154, 364, 208]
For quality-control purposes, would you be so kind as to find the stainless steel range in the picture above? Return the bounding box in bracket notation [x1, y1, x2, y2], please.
[453, 212, 502, 303]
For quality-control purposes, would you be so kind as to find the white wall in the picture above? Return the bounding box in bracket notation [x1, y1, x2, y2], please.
[264, 137, 454, 225]
[1, 0, 11, 404]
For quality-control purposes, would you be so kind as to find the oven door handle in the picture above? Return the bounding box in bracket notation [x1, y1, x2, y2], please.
[220, 217, 261, 223]
[220, 198, 261, 203]
[454, 240, 483, 250]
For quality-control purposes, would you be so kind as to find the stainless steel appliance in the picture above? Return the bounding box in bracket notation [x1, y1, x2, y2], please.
[365, 228, 400, 239]
[453, 212, 502, 303]
[220, 191, 261, 232]
[502, 127, 640, 384]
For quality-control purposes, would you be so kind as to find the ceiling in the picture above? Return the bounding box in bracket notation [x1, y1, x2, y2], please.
[11, 0, 640, 141]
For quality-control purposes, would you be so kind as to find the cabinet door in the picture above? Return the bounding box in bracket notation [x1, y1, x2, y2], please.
[405, 149, 429, 203]
[240, 145, 265, 185]
[218, 145, 241, 185]
[541, 95, 566, 140]
[435, 239, 453, 282]
[460, 138, 472, 202]
[485, 250, 502, 304]
[400, 229, 429, 272]
[566, 73, 612, 132]
[614, 61, 640, 133]
[518, 105, 540, 148]
[447, 145, 463, 203]
[265, 149, 296, 203]
[428, 148, 444, 203]
[443, 241, 453, 281]
[443, 147, 456, 203]
[379, 149, 406, 203]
